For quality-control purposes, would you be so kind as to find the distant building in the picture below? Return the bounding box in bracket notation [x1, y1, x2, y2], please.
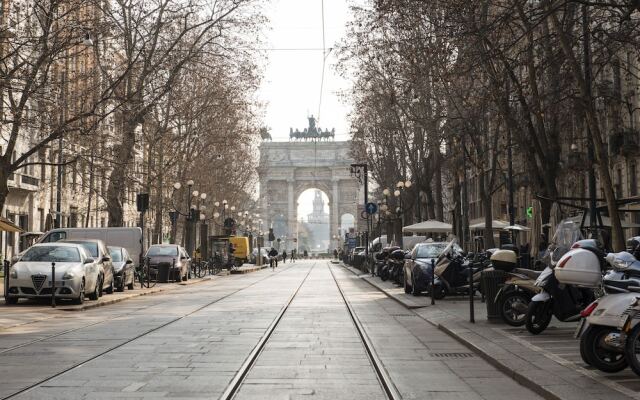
[307, 190, 329, 224]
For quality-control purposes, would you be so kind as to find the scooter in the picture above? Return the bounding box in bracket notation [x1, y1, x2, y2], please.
[576, 250, 640, 373]
[433, 250, 483, 299]
[387, 249, 406, 284]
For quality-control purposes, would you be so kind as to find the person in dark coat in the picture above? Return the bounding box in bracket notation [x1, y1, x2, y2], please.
[282, 250, 287, 264]
[268, 247, 278, 269]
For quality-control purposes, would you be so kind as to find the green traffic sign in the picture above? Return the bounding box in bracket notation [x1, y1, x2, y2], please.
[526, 206, 533, 219]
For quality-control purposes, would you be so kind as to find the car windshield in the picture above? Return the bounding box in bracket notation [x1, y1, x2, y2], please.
[65, 241, 98, 257]
[108, 247, 123, 262]
[416, 243, 448, 259]
[146, 246, 178, 256]
[22, 246, 81, 262]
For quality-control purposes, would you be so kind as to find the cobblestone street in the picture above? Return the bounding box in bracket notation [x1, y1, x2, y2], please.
[0, 261, 543, 400]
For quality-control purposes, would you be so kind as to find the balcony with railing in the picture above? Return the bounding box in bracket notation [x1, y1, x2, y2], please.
[7, 172, 40, 192]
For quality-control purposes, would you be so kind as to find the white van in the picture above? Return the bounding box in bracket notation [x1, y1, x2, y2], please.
[37, 228, 143, 267]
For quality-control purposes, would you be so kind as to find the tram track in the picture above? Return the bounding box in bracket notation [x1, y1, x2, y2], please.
[2, 263, 299, 400]
[218, 261, 401, 400]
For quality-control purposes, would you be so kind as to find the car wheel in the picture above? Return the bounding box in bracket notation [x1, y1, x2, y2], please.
[89, 276, 101, 301]
[116, 276, 125, 292]
[411, 275, 421, 297]
[404, 272, 411, 294]
[74, 279, 85, 304]
[581, 325, 627, 372]
[105, 269, 114, 294]
[5, 296, 18, 305]
[127, 271, 134, 290]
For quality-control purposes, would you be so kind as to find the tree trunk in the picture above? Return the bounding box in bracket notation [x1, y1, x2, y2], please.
[433, 155, 444, 221]
[480, 168, 495, 249]
[107, 118, 137, 227]
[547, 5, 625, 250]
[0, 158, 10, 213]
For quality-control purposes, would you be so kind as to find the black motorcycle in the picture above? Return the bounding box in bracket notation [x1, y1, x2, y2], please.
[433, 251, 483, 299]
[377, 246, 399, 281]
[388, 249, 407, 285]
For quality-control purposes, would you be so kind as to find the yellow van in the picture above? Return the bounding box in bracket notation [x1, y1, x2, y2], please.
[229, 236, 250, 264]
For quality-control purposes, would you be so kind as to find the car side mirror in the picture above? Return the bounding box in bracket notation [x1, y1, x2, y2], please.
[125, 259, 133, 265]
[10, 255, 20, 264]
[101, 256, 111, 263]
[84, 257, 95, 264]
[404, 253, 412, 259]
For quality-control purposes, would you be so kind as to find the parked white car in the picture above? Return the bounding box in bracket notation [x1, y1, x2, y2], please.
[5, 243, 101, 305]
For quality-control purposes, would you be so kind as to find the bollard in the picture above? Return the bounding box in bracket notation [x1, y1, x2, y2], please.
[468, 257, 475, 323]
[51, 262, 56, 308]
[4, 260, 9, 302]
[430, 259, 435, 306]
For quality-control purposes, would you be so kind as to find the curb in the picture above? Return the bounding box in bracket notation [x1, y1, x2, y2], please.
[60, 276, 215, 312]
[436, 323, 560, 400]
[338, 264, 634, 400]
[230, 265, 267, 274]
[341, 264, 425, 309]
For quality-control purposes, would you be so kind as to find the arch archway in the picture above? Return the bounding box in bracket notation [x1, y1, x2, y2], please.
[257, 140, 362, 252]
[296, 188, 330, 254]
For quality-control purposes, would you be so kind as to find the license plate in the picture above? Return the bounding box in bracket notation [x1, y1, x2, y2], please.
[574, 319, 587, 338]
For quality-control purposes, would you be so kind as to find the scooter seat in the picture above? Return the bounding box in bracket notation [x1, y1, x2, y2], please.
[513, 268, 542, 279]
[604, 277, 640, 292]
[607, 251, 640, 272]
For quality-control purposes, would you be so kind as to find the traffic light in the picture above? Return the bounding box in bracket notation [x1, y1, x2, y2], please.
[268, 228, 275, 241]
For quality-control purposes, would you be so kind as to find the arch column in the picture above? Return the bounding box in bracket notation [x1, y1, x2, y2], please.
[331, 178, 340, 249]
[287, 179, 295, 240]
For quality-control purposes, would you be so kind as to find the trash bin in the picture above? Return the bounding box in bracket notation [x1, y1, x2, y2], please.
[481, 269, 507, 321]
[157, 262, 170, 283]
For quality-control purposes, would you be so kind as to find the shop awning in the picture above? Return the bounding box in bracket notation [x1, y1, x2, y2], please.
[403, 220, 453, 234]
[469, 219, 510, 231]
[0, 217, 23, 232]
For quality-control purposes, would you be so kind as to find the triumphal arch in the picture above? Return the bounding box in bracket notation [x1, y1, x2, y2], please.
[258, 119, 361, 248]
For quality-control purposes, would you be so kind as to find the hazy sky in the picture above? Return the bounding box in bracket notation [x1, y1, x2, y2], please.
[258, 0, 352, 144]
[260, 0, 353, 217]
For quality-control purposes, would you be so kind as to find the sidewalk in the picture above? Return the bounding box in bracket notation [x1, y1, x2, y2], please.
[342, 264, 640, 400]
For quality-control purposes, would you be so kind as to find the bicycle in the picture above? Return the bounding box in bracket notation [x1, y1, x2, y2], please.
[135, 258, 157, 289]
[191, 260, 207, 278]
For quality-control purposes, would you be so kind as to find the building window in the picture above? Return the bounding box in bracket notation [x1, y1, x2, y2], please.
[631, 163, 638, 197]
[38, 208, 44, 232]
[616, 168, 623, 198]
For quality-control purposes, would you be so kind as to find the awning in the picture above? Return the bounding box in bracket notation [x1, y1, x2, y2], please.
[469, 219, 510, 231]
[0, 217, 23, 232]
[503, 224, 531, 232]
[566, 214, 640, 229]
[403, 220, 452, 234]
[20, 231, 43, 238]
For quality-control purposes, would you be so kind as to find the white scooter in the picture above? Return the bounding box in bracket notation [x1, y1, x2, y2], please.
[576, 251, 640, 372]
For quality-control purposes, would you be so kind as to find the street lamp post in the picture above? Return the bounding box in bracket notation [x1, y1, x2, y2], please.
[170, 180, 206, 258]
[394, 180, 412, 249]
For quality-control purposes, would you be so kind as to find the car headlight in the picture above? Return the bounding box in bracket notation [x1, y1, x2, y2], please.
[9, 268, 17, 279]
[63, 271, 75, 280]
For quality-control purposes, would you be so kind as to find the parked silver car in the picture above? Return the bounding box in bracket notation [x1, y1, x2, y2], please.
[108, 246, 135, 292]
[5, 243, 101, 304]
[61, 239, 115, 295]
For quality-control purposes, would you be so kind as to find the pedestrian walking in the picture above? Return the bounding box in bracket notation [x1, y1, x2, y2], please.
[268, 247, 278, 270]
[291, 249, 296, 261]
[333, 249, 338, 259]
[282, 250, 287, 264]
